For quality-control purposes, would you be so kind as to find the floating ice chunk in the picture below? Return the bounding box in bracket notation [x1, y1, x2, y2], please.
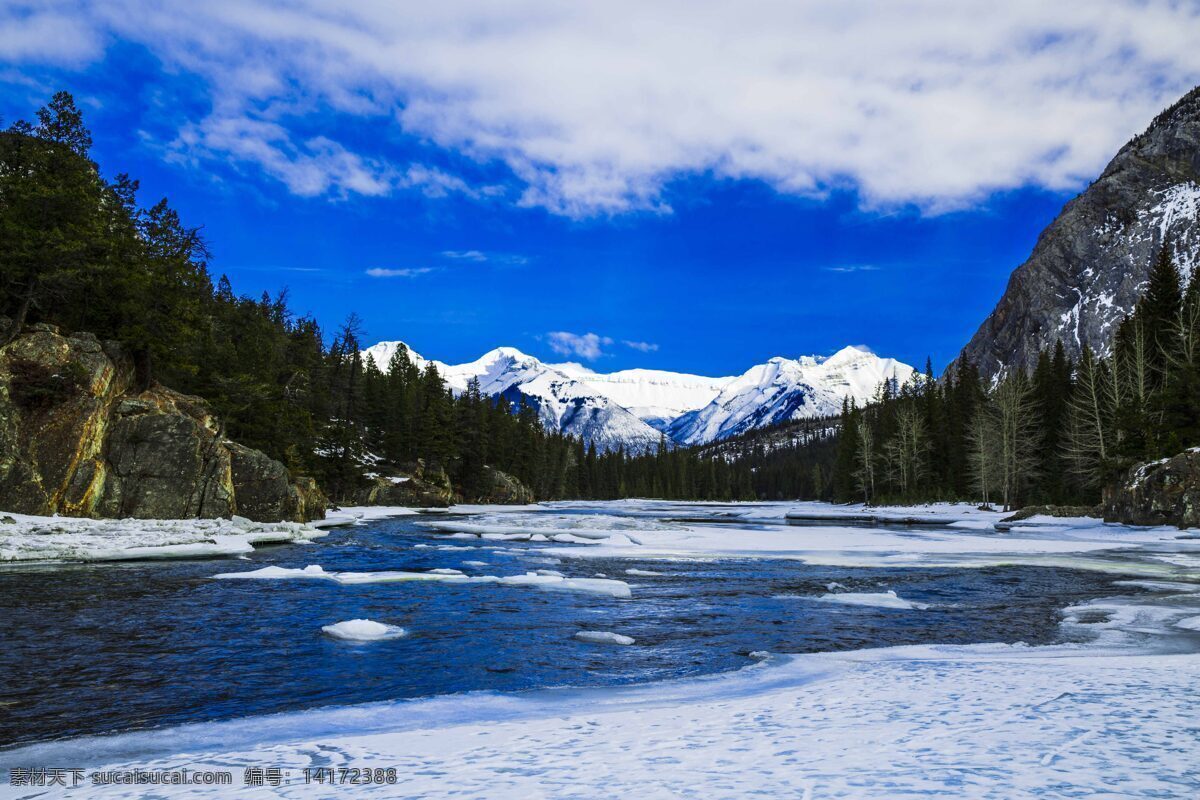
[1176, 615, 1200, 632]
[211, 566, 631, 598]
[462, 560, 488, 567]
[625, 568, 664, 576]
[552, 533, 600, 545]
[574, 631, 635, 645]
[812, 590, 929, 610]
[748, 650, 771, 660]
[214, 565, 333, 580]
[321, 619, 407, 641]
[428, 568, 464, 575]
[826, 581, 847, 591]
[498, 573, 633, 599]
[1112, 580, 1200, 593]
[535, 569, 564, 577]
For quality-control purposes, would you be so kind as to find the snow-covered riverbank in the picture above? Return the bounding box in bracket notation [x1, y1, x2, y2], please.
[2, 500, 1198, 798]
[0, 512, 327, 563]
[5, 610, 1198, 798]
[0, 505, 474, 563]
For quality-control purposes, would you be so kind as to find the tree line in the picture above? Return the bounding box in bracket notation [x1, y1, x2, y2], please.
[825, 246, 1200, 509]
[10, 91, 1193, 510]
[0, 91, 761, 505]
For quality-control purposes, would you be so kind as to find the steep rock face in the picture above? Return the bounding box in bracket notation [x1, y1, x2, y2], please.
[1104, 448, 1200, 529]
[98, 388, 235, 519]
[228, 443, 329, 523]
[0, 325, 323, 522]
[958, 85, 1200, 380]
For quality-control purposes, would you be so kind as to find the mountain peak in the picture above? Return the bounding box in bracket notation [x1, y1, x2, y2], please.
[825, 344, 877, 365]
[361, 340, 426, 371]
[956, 84, 1200, 379]
[474, 346, 535, 365]
[361, 340, 911, 448]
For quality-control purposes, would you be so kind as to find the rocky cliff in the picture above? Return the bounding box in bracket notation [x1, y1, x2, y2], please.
[957, 85, 1200, 380]
[0, 324, 325, 522]
[1104, 448, 1200, 529]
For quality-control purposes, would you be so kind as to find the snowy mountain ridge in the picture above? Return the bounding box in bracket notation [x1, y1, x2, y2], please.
[361, 341, 912, 450]
[668, 346, 914, 445]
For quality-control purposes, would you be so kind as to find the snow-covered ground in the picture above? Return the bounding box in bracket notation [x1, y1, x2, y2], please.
[422, 501, 1199, 580]
[0, 504, 516, 563]
[0, 512, 326, 563]
[3, 500, 1199, 798]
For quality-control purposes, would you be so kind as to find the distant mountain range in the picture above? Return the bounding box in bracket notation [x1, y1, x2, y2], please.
[362, 342, 913, 450]
[958, 85, 1200, 379]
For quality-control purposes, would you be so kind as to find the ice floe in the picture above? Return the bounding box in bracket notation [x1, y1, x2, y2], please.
[810, 590, 929, 610]
[0, 512, 325, 563]
[212, 565, 632, 599]
[321, 619, 407, 641]
[574, 631, 635, 645]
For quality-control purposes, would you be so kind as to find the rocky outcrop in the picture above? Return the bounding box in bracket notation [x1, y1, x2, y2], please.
[1104, 449, 1200, 529]
[956, 85, 1200, 380]
[476, 467, 535, 505]
[1000, 505, 1100, 523]
[227, 443, 328, 524]
[352, 460, 456, 507]
[0, 325, 324, 522]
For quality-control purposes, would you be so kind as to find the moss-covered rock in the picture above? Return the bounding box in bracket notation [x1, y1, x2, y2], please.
[353, 460, 456, 508]
[0, 326, 325, 522]
[476, 467, 535, 505]
[1104, 449, 1200, 529]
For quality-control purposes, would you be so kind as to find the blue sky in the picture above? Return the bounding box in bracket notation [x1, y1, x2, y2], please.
[3, 2, 1199, 375]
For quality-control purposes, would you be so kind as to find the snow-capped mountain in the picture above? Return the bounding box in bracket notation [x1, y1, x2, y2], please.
[362, 344, 667, 452]
[550, 362, 733, 430]
[668, 346, 914, 445]
[361, 341, 912, 450]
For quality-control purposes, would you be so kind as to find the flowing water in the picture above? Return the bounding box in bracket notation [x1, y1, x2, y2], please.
[0, 507, 1148, 747]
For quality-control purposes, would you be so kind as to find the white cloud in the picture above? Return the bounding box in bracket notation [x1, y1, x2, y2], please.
[547, 331, 613, 360]
[7, 2, 1200, 214]
[824, 264, 880, 273]
[365, 267, 433, 278]
[441, 249, 529, 265]
[622, 340, 659, 352]
[441, 249, 488, 262]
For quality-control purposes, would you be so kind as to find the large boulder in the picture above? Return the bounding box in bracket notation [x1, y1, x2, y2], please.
[353, 460, 456, 507]
[477, 467, 535, 505]
[0, 325, 324, 522]
[228, 442, 326, 523]
[1104, 449, 1200, 529]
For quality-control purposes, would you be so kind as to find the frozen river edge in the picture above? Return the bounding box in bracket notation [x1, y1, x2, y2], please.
[2, 500, 1199, 798]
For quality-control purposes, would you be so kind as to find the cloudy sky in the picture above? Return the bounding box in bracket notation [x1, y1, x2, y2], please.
[3, 1, 1199, 373]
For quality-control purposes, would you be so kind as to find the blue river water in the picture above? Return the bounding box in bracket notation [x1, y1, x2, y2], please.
[0, 508, 1127, 748]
